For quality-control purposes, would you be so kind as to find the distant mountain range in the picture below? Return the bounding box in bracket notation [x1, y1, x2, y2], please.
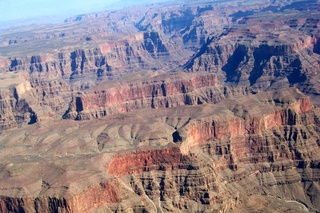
[0, 0, 171, 29]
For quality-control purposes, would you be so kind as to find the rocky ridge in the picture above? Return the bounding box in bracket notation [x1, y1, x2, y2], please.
[0, 88, 319, 212]
[0, 0, 319, 212]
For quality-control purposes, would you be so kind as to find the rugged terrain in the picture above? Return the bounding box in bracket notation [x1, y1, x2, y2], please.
[0, 0, 320, 212]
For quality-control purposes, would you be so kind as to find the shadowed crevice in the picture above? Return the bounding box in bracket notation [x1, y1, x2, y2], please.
[222, 45, 248, 83]
[75, 97, 83, 112]
[172, 131, 182, 143]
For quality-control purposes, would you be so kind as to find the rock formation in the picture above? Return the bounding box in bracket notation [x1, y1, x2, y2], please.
[0, 88, 319, 212]
[0, 0, 319, 212]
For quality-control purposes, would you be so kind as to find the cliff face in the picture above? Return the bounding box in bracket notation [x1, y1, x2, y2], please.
[63, 73, 222, 120]
[0, 30, 183, 130]
[184, 39, 315, 88]
[102, 89, 320, 212]
[0, 0, 320, 212]
[183, 10, 320, 98]
[0, 0, 319, 129]
[0, 75, 40, 131]
[0, 180, 120, 213]
[7, 31, 172, 82]
[107, 146, 182, 177]
[0, 90, 319, 212]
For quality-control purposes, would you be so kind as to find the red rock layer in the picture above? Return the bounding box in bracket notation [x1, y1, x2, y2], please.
[0, 180, 120, 213]
[181, 96, 314, 154]
[64, 73, 220, 120]
[107, 146, 182, 177]
[103, 92, 320, 211]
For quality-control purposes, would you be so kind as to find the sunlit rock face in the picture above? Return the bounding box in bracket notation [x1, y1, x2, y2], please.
[0, 0, 320, 212]
[1, 88, 318, 213]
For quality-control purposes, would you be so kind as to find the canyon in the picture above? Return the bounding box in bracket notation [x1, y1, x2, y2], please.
[0, 0, 319, 212]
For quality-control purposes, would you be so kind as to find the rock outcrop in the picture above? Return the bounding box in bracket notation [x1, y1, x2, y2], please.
[107, 146, 183, 177]
[102, 88, 320, 212]
[0, 0, 319, 212]
[0, 88, 318, 212]
[183, 1, 320, 102]
[0, 179, 120, 213]
[63, 72, 221, 120]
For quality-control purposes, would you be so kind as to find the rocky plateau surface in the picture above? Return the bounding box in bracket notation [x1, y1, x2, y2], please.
[0, 0, 319, 212]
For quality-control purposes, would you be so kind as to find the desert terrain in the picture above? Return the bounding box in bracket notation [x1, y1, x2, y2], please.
[0, 0, 320, 212]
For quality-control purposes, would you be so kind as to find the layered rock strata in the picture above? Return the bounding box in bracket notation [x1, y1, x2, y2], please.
[63, 73, 221, 120]
[0, 0, 319, 212]
[0, 88, 319, 212]
[0, 0, 319, 130]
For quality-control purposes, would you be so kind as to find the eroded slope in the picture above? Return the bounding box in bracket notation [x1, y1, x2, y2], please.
[0, 0, 319, 212]
[0, 89, 319, 212]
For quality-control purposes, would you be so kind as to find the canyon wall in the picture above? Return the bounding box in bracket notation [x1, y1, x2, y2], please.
[0, 179, 120, 213]
[1, 88, 317, 212]
[103, 89, 320, 212]
[0, 0, 319, 212]
[63, 73, 222, 120]
[0, 0, 319, 130]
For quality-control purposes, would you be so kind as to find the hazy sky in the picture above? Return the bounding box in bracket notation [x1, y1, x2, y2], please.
[0, 0, 169, 24]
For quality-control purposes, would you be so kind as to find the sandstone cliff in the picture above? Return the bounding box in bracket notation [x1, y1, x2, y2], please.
[0, 0, 319, 212]
[183, 1, 320, 103]
[62, 72, 222, 120]
[0, 0, 319, 130]
[104, 88, 320, 212]
[0, 88, 318, 212]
